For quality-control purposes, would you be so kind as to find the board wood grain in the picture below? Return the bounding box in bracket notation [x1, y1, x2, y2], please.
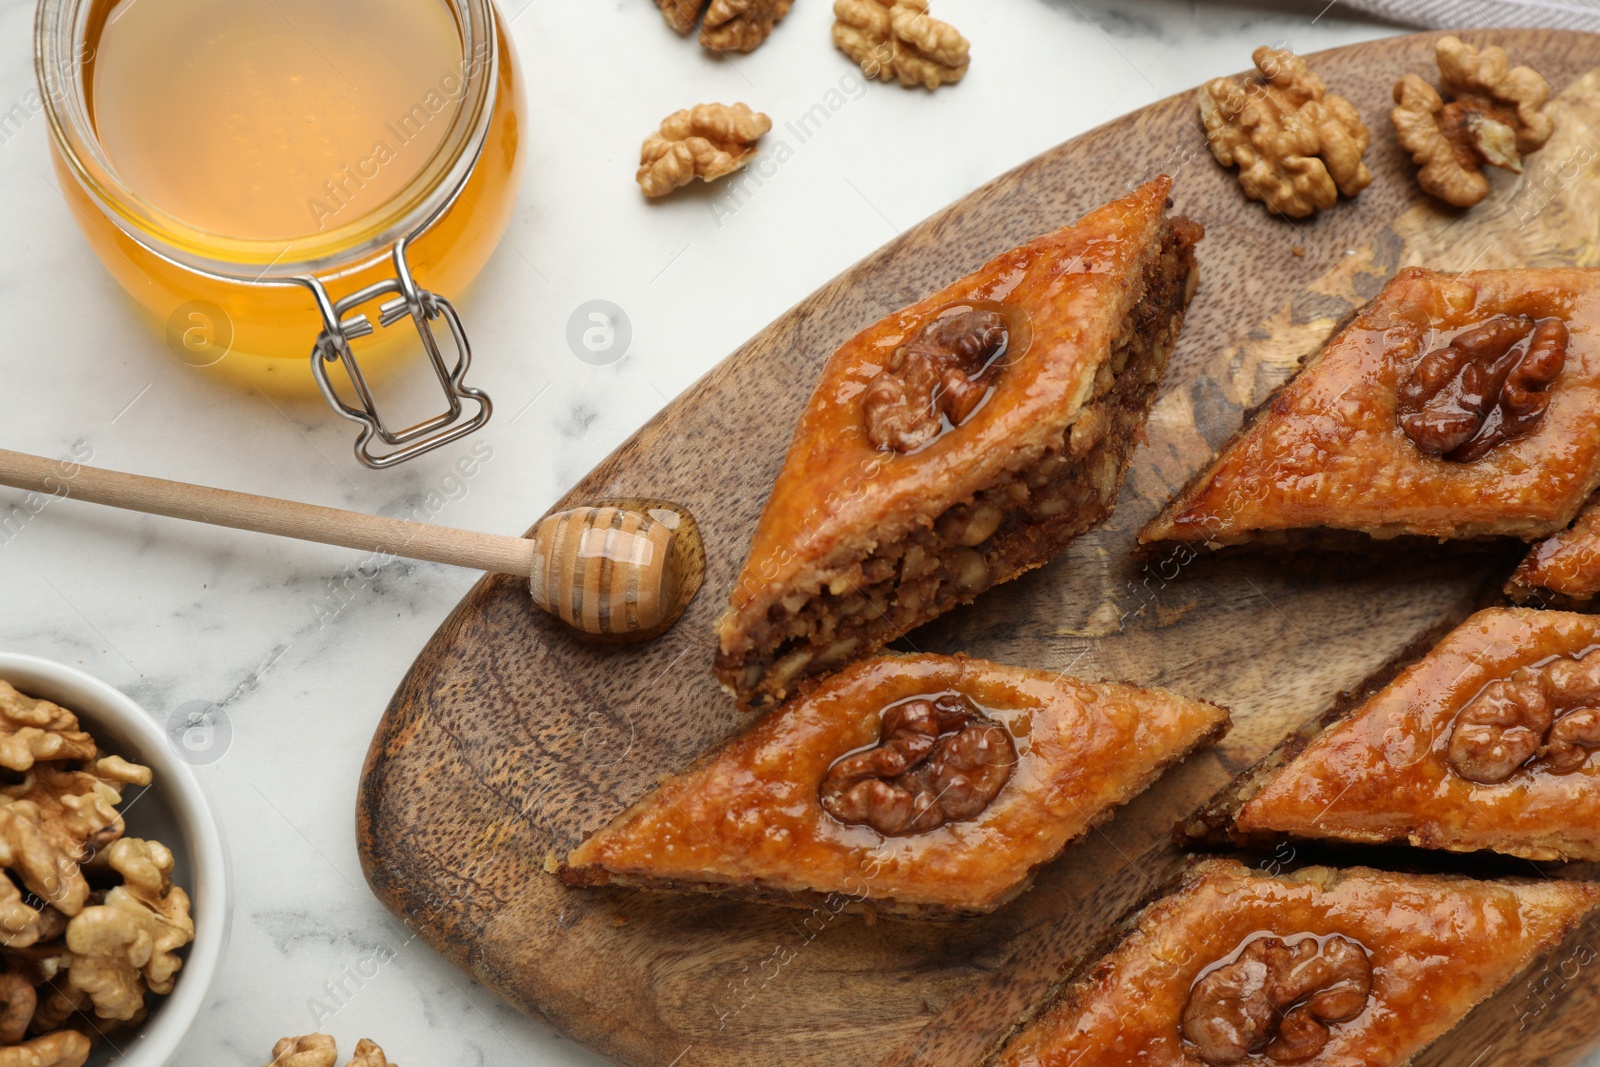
[357, 29, 1600, 1067]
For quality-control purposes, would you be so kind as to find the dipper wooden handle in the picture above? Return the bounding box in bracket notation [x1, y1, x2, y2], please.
[0, 447, 540, 576]
[0, 449, 703, 641]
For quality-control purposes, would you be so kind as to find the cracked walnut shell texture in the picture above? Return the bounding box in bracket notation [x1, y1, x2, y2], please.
[833, 0, 969, 90]
[637, 103, 773, 198]
[1199, 45, 1373, 218]
[652, 0, 792, 53]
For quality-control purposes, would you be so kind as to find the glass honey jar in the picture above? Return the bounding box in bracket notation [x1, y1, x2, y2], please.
[36, 0, 525, 467]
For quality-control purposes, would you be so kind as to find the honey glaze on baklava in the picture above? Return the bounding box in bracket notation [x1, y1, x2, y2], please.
[718, 177, 1204, 710]
[1510, 488, 1600, 606]
[1141, 266, 1600, 549]
[988, 860, 1600, 1066]
[561, 654, 1228, 918]
[1225, 608, 1600, 862]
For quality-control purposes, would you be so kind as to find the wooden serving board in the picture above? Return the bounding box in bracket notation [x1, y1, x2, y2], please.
[358, 30, 1600, 1067]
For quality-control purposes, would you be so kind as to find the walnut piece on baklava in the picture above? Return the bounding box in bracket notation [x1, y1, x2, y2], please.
[717, 177, 1204, 710]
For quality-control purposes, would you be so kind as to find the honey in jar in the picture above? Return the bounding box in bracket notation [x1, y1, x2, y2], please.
[92, 0, 465, 243]
[39, 0, 525, 466]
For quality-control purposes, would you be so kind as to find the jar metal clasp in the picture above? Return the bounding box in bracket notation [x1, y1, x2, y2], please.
[300, 236, 490, 471]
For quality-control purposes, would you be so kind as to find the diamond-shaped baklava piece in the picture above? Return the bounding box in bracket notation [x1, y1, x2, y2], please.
[718, 177, 1204, 710]
[1228, 608, 1600, 862]
[562, 654, 1228, 918]
[1141, 266, 1600, 549]
[989, 859, 1600, 1066]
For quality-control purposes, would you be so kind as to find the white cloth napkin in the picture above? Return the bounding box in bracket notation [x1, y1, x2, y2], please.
[1333, 0, 1600, 30]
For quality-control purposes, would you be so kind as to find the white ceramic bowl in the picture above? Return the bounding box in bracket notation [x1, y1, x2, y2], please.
[0, 655, 228, 1066]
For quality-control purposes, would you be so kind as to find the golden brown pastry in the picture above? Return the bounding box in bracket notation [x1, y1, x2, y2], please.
[562, 654, 1228, 918]
[718, 178, 1204, 709]
[1141, 266, 1600, 549]
[988, 859, 1600, 1066]
[1509, 488, 1600, 605]
[1210, 608, 1600, 862]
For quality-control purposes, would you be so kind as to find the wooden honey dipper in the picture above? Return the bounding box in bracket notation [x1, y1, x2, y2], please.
[0, 448, 704, 642]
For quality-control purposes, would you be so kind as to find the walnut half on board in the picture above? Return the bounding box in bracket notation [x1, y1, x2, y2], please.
[1392, 35, 1554, 208]
[833, 0, 969, 90]
[637, 103, 773, 198]
[1199, 45, 1373, 218]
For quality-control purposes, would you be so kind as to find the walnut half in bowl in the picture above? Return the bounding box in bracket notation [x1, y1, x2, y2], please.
[0, 656, 226, 1067]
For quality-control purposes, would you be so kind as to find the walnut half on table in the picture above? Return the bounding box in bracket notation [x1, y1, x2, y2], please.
[652, 0, 793, 54]
[267, 1034, 398, 1067]
[637, 103, 773, 198]
[833, 0, 970, 90]
[1199, 45, 1373, 218]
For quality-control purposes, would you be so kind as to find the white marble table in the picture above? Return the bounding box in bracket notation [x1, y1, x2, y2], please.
[8, 1, 1591, 1065]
